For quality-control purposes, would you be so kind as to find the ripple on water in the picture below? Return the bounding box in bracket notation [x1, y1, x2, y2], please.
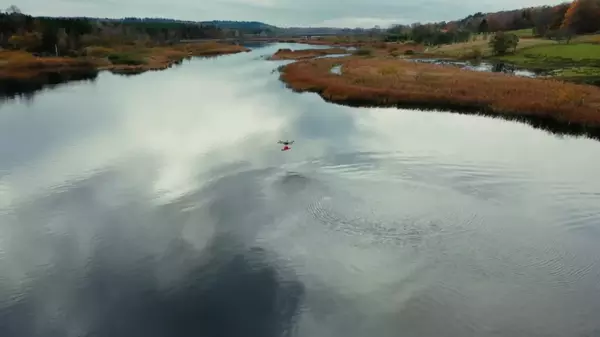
[296, 151, 518, 250]
[315, 151, 536, 205]
[539, 182, 600, 233]
[281, 150, 600, 297]
[306, 195, 471, 249]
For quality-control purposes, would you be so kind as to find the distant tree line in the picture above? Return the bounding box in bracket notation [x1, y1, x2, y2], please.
[385, 22, 472, 45]
[385, 0, 600, 46]
[0, 5, 229, 56]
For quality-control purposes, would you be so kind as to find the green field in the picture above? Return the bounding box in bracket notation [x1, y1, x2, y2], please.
[506, 28, 535, 38]
[499, 43, 600, 67]
[495, 42, 600, 83]
[550, 66, 600, 77]
[521, 43, 600, 61]
[429, 36, 555, 58]
[415, 32, 600, 84]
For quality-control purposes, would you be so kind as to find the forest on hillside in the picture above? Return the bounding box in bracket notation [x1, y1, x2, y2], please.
[386, 0, 600, 45]
[0, 5, 234, 56]
[2, 0, 600, 57]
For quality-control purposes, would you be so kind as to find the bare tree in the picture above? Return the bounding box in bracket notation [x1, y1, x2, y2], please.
[5, 5, 22, 14]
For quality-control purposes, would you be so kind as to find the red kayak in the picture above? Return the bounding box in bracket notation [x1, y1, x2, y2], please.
[278, 140, 294, 151]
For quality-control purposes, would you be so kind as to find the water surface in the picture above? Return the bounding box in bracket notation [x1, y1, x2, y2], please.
[408, 57, 540, 77]
[1, 43, 600, 337]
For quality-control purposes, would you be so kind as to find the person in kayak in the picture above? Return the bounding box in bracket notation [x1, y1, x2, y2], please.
[278, 140, 294, 151]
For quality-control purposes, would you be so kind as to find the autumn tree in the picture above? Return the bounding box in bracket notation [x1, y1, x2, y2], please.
[561, 0, 600, 34]
[478, 19, 489, 34]
[445, 22, 459, 33]
[486, 17, 503, 32]
[40, 25, 58, 54]
[7, 31, 41, 50]
[5, 4, 21, 14]
[531, 6, 555, 36]
[521, 9, 532, 23]
[489, 32, 519, 55]
[549, 2, 571, 30]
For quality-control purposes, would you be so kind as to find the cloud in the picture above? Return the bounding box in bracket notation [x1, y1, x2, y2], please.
[221, 0, 281, 8]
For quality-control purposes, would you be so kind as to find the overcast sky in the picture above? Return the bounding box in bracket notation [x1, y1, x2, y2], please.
[9, 0, 567, 28]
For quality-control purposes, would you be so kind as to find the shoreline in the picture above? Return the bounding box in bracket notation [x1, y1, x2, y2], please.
[7, 39, 600, 141]
[272, 36, 600, 86]
[277, 56, 600, 140]
[414, 38, 600, 85]
[268, 47, 349, 60]
[0, 42, 250, 80]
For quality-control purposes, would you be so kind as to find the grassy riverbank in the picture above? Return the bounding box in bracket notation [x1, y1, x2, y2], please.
[269, 48, 348, 60]
[278, 56, 600, 134]
[276, 37, 600, 85]
[269, 41, 424, 60]
[0, 42, 250, 79]
[273, 36, 384, 48]
[0, 51, 97, 79]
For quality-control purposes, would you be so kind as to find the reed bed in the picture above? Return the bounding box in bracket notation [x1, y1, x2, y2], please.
[1, 42, 249, 78]
[280, 57, 600, 127]
[269, 48, 348, 60]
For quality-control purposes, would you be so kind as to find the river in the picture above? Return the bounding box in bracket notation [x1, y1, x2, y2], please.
[1, 43, 600, 337]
